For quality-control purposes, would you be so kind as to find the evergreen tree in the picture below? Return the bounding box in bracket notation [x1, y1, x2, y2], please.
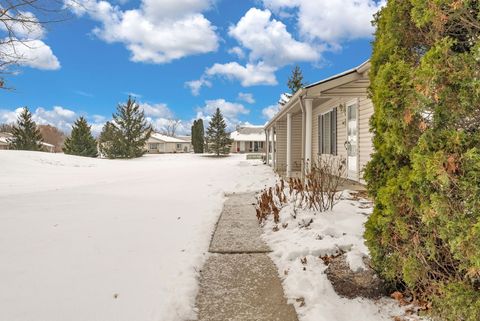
[10, 107, 43, 151]
[98, 121, 120, 158]
[191, 119, 205, 153]
[99, 97, 152, 159]
[205, 108, 232, 156]
[63, 117, 98, 157]
[287, 65, 305, 94]
[364, 1, 480, 320]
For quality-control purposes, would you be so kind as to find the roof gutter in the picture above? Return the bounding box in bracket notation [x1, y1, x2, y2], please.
[265, 88, 305, 129]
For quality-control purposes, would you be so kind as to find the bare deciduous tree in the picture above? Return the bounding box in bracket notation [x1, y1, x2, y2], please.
[161, 119, 181, 137]
[38, 124, 65, 152]
[0, 0, 67, 89]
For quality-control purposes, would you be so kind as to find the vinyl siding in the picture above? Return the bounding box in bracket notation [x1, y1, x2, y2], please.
[291, 113, 303, 171]
[311, 97, 373, 182]
[275, 121, 287, 172]
[312, 97, 347, 162]
[358, 97, 374, 182]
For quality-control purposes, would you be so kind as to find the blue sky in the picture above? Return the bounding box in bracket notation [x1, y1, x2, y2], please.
[0, 0, 383, 134]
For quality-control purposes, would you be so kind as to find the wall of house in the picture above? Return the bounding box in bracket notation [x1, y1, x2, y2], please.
[146, 142, 191, 153]
[311, 96, 374, 182]
[312, 97, 347, 161]
[231, 141, 266, 153]
[291, 113, 303, 171]
[275, 120, 287, 172]
[358, 98, 374, 181]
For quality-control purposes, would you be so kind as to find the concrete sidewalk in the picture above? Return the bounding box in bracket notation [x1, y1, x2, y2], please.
[196, 193, 298, 321]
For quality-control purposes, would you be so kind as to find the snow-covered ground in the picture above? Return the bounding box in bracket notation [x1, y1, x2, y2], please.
[261, 188, 418, 321]
[0, 151, 274, 321]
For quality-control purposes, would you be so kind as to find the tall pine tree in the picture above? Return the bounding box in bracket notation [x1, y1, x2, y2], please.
[10, 107, 43, 151]
[287, 65, 305, 94]
[205, 108, 231, 156]
[191, 119, 205, 153]
[63, 117, 98, 157]
[99, 97, 152, 159]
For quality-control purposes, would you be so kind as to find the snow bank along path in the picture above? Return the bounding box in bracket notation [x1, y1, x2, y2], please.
[0, 151, 275, 321]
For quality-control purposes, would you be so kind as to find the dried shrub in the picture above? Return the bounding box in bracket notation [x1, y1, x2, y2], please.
[256, 156, 346, 224]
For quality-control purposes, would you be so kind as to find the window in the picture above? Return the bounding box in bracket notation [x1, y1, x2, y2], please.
[176, 143, 181, 149]
[318, 108, 337, 155]
[149, 143, 158, 150]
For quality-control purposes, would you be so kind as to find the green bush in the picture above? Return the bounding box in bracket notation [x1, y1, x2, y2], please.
[365, 1, 480, 320]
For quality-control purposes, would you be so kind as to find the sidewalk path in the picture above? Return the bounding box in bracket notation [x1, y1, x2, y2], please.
[196, 193, 298, 321]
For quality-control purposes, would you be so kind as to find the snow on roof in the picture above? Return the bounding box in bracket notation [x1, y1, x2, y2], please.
[149, 133, 190, 143]
[305, 59, 370, 89]
[230, 126, 265, 142]
[41, 142, 55, 148]
[0, 133, 54, 147]
[176, 135, 192, 143]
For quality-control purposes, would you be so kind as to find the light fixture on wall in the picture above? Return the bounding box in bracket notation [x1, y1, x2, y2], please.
[339, 103, 346, 113]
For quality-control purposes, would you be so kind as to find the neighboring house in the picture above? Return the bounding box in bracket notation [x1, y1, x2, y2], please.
[0, 132, 55, 152]
[265, 60, 373, 183]
[0, 132, 11, 150]
[230, 126, 266, 153]
[176, 135, 193, 151]
[146, 133, 192, 153]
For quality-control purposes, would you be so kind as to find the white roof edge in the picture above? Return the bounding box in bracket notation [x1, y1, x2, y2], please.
[265, 59, 370, 129]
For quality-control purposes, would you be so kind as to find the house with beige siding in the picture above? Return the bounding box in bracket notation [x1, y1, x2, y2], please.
[230, 126, 266, 153]
[146, 133, 192, 153]
[264, 60, 373, 183]
[0, 132, 55, 152]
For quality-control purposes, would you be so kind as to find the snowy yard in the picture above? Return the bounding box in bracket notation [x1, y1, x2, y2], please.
[0, 151, 274, 321]
[260, 188, 421, 321]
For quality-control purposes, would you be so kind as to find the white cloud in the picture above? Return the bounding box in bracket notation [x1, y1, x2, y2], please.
[0, 108, 23, 124]
[196, 99, 250, 130]
[0, 11, 46, 39]
[228, 8, 319, 66]
[262, 104, 280, 120]
[185, 77, 211, 96]
[0, 7, 60, 71]
[32, 106, 77, 131]
[0, 106, 80, 133]
[197, 8, 321, 90]
[206, 61, 277, 87]
[147, 117, 191, 135]
[75, 90, 94, 97]
[263, 0, 384, 44]
[139, 102, 173, 118]
[66, 0, 219, 64]
[237, 92, 255, 104]
[228, 46, 245, 59]
[7, 40, 60, 70]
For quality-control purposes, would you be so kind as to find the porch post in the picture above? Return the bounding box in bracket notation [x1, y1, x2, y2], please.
[286, 113, 292, 177]
[271, 126, 276, 170]
[265, 129, 270, 165]
[304, 98, 313, 172]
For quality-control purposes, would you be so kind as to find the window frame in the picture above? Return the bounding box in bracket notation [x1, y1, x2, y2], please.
[318, 107, 337, 156]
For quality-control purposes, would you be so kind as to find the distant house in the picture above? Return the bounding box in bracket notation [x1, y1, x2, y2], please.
[146, 133, 192, 153]
[0, 132, 55, 152]
[0, 132, 11, 150]
[265, 60, 373, 183]
[230, 126, 266, 153]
